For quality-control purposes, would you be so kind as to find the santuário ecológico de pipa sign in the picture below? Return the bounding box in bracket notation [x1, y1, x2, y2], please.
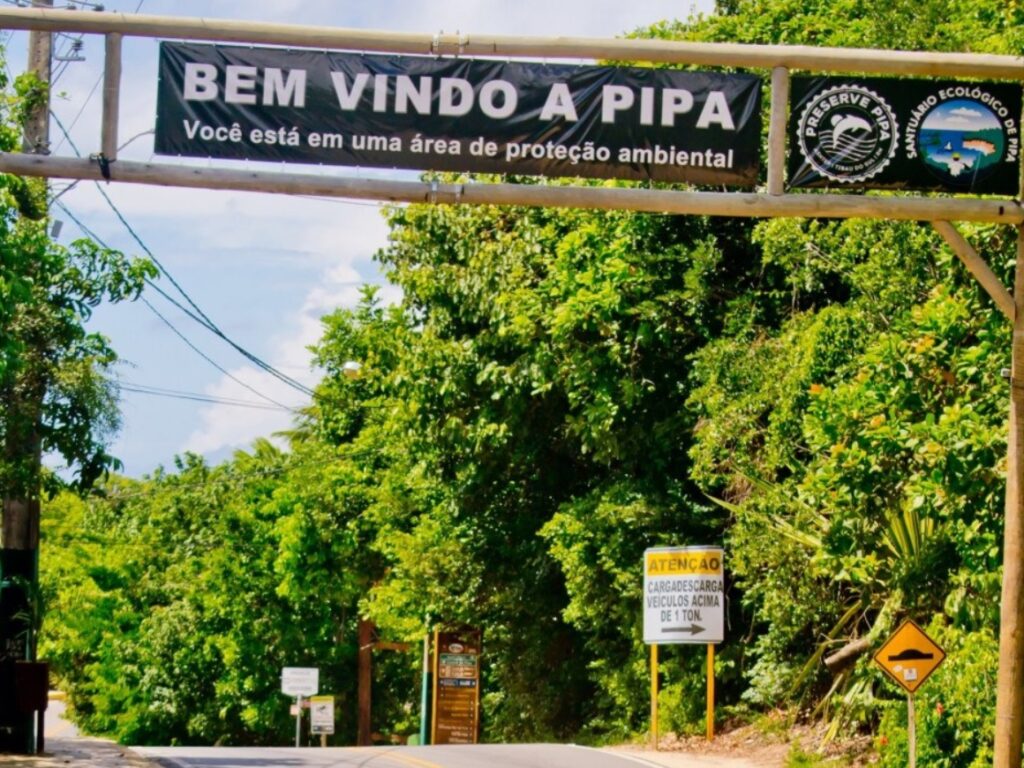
[154, 42, 762, 185]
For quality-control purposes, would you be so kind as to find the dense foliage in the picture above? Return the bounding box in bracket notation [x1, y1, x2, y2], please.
[37, 1, 1024, 762]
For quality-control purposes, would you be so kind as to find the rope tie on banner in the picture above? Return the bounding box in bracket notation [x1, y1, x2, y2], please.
[431, 31, 441, 56]
[457, 30, 467, 56]
[455, 184, 464, 204]
[90, 153, 112, 181]
[428, 179, 439, 204]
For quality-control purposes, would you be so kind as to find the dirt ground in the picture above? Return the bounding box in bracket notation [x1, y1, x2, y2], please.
[605, 714, 877, 768]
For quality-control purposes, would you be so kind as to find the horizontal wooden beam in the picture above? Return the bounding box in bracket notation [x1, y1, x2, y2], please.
[374, 641, 413, 652]
[0, 7, 1021, 79]
[4, 154, 1021, 224]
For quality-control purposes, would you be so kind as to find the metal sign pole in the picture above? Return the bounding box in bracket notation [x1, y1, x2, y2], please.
[706, 644, 715, 741]
[294, 695, 302, 748]
[650, 644, 658, 750]
[907, 694, 916, 768]
[420, 632, 430, 744]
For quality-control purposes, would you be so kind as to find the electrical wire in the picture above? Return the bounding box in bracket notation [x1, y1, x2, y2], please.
[54, 199, 315, 408]
[49, 112, 317, 400]
[119, 383, 296, 412]
[140, 296, 296, 410]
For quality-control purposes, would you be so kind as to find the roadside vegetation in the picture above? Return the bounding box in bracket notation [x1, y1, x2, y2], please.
[23, 1, 1024, 764]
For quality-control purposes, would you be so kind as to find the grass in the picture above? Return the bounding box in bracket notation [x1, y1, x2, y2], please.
[786, 744, 854, 767]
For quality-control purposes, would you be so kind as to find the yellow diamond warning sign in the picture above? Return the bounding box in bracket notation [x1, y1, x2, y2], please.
[873, 619, 946, 694]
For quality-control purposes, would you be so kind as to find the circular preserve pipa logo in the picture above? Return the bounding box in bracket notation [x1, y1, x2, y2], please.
[797, 84, 899, 183]
[906, 86, 1019, 188]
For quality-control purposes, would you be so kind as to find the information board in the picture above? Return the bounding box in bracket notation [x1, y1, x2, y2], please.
[432, 629, 481, 745]
[789, 76, 1021, 195]
[309, 695, 335, 735]
[280, 667, 319, 697]
[643, 546, 724, 644]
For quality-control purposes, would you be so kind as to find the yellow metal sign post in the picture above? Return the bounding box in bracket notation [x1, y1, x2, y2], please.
[650, 644, 658, 749]
[874, 620, 947, 768]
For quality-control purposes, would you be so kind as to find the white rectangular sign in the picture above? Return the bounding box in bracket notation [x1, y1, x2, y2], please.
[309, 695, 335, 735]
[643, 546, 724, 644]
[281, 667, 319, 696]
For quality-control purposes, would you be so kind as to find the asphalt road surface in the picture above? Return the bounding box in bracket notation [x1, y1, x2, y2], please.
[135, 743, 671, 768]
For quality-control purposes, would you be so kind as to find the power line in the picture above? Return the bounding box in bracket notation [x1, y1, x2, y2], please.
[49, 113, 317, 400]
[51, 198, 313, 405]
[119, 383, 296, 412]
[140, 296, 295, 410]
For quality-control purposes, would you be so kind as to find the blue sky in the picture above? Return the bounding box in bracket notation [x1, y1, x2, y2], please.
[16, 0, 714, 476]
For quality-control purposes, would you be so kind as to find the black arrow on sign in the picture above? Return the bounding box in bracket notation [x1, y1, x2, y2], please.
[664, 624, 705, 635]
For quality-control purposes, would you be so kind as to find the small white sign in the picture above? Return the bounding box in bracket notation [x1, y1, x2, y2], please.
[281, 667, 319, 696]
[644, 546, 725, 645]
[310, 695, 335, 735]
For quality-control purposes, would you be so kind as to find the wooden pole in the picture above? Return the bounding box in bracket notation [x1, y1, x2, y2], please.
[0, 154, 1020, 226]
[101, 32, 122, 161]
[294, 695, 302, 748]
[994, 224, 1024, 768]
[357, 619, 373, 747]
[20, 1, 51, 155]
[932, 221, 1015, 321]
[650, 644, 658, 750]
[0, 7, 1021, 78]
[767, 67, 789, 196]
[706, 644, 715, 741]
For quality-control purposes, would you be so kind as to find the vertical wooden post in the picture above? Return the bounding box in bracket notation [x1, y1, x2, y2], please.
[294, 694, 302, 748]
[650, 644, 658, 750]
[706, 644, 715, 741]
[21, 0, 51, 155]
[994, 225, 1024, 768]
[767, 66, 789, 196]
[101, 32, 122, 162]
[357, 619, 373, 746]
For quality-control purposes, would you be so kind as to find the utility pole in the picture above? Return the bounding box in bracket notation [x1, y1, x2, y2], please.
[0, 0, 51, 754]
[22, 0, 52, 154]
[993, 225, 1024, 768]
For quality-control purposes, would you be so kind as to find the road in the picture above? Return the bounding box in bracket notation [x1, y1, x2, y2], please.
[43, 693, 79, 741]
[135, 744, 681, 768]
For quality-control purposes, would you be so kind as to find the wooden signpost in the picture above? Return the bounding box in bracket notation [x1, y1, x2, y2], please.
[431, 629, 482, 745]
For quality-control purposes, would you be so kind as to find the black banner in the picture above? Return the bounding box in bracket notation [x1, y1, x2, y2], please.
[155, 43, 761, 186]
[789, 76, 1022, 195]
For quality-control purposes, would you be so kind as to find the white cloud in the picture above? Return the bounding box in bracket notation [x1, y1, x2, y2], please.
[181, 274, 398, 456]
[950, 107, 983, 119]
